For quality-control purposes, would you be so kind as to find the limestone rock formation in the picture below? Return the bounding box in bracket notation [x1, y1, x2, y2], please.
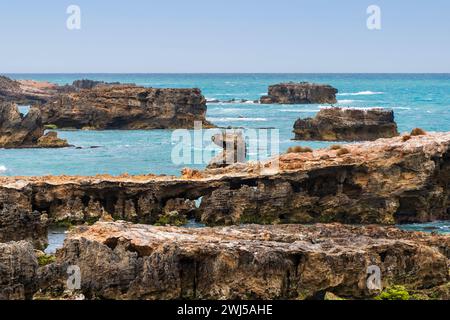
[0, 241, 39, 300]
[0, 102, 43, 148]
[37, 131, 69, 148]
[293, 107, 399, 141]
[260, 82, 338, 104]
[0, 102, 69, 148]
[0, 133, 449, 229]
[0, 204, 48, 249]
[45, 221, 449, 300]
[38, 85, 212, 130]
[207, 131, 247, 169]
[0, 75, 60, 104]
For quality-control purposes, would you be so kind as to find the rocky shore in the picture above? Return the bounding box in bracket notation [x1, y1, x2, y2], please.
[0, 102, 69, 149]
[1, 221, 449, 300]
[0, 132, 449, 246]
[293, 107, 399, 141]
[260, 82, 338, 104]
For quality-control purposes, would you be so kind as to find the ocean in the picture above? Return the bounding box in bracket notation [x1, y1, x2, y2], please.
[1, 73, 450, 235]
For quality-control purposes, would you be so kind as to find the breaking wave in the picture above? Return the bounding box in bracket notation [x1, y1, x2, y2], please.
[208, 117, 267, 122]
[0, 165, 7, 173]
[338, 91, 384, 96]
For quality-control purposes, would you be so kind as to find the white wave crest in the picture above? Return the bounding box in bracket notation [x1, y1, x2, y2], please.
[0, 165, 7, 173]
[208, 117, 267, 122]
[337, 99, 356, 104]
[338, 91, 384, 96]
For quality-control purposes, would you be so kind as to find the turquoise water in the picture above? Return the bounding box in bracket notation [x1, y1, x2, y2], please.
[398, 221, 450, 235]
[2, 73, 450, 177]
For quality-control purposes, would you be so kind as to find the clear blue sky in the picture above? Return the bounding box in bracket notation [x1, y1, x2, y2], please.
[1, 0, 449, 73]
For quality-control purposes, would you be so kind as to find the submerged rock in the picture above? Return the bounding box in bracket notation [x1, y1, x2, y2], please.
[38, 85, 213, 130]
[0, 102, 69, 149]
[260, 82, 338, 104]
[43, 221, 449, 300]
[293, 107, 399, 141]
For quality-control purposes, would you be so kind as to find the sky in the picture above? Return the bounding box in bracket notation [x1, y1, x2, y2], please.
[0, 0, 449, 73]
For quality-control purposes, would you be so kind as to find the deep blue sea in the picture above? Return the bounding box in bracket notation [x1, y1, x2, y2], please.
[1, 74, 450, 234]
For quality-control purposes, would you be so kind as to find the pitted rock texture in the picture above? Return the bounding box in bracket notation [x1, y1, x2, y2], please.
[0, 241, 38, 300]
[0, 133, 449, 234]
[260, 82, 338, 104]
[38, 85, 212, 130]
[293, 107, 399, 141]
[0, 76, 60, 104]
[49, 221, 449, 300]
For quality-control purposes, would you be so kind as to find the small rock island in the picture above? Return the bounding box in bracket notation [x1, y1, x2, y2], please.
[0, 75, 213, 130]
[260, 82, 338, 104]
[293, 107, 399, 141]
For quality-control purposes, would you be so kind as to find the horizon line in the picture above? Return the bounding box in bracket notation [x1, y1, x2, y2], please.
[3, 72, 450, 75]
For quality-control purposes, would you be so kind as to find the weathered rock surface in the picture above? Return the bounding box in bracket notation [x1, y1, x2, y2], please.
[0, 133, 449, 233]
[294, 107, 399, 141]
[0, 241, 39, 300]
[0, 102, 68, 148]
[42, 221, 449, 300]
[207, 131, 247, 169]
[260, 82, 338, 104]
[0, 75, 132, 105]
[1, 75, 213, 130]
[38, 85, 212, 130]
[36, 131, 69, 148]
[0, 204, 48, 249]
[0, 76, 60, 104]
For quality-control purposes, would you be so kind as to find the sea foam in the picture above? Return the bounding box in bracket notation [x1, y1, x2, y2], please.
[338, 91, 384, 96]
[0, 165, 7, 173]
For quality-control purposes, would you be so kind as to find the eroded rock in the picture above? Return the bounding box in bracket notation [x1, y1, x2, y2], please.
[293, 107, 399, 141]
[48, 221, 450, 300]
[39, 85, 212, 130]
[207, 131, 247, 169]
[0, 133, 449, 229]
[260, 82, 338, 104]
[0, 241, 38, 300]
[0, 102, 69, 148]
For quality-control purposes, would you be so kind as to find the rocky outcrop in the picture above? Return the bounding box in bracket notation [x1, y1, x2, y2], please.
[207, 131, 247, 169]
[39, 221, 448, 300]
[0, 204, 48, 250]
[1, 222, 448, 300]
[36, 131, 69, 148]
[293, 107, 399, 141]
[1, 75, 213, 130]
[71, 79, 127, 90]
[0, 241, 39, 300]
[0, 75, 129, 105]
[260, 82, 338, 104]
[0, 133, 449, 230]
[38, 85, 212, 130]
[0, 102, 69, 148]
[0, 76, 60, 104]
